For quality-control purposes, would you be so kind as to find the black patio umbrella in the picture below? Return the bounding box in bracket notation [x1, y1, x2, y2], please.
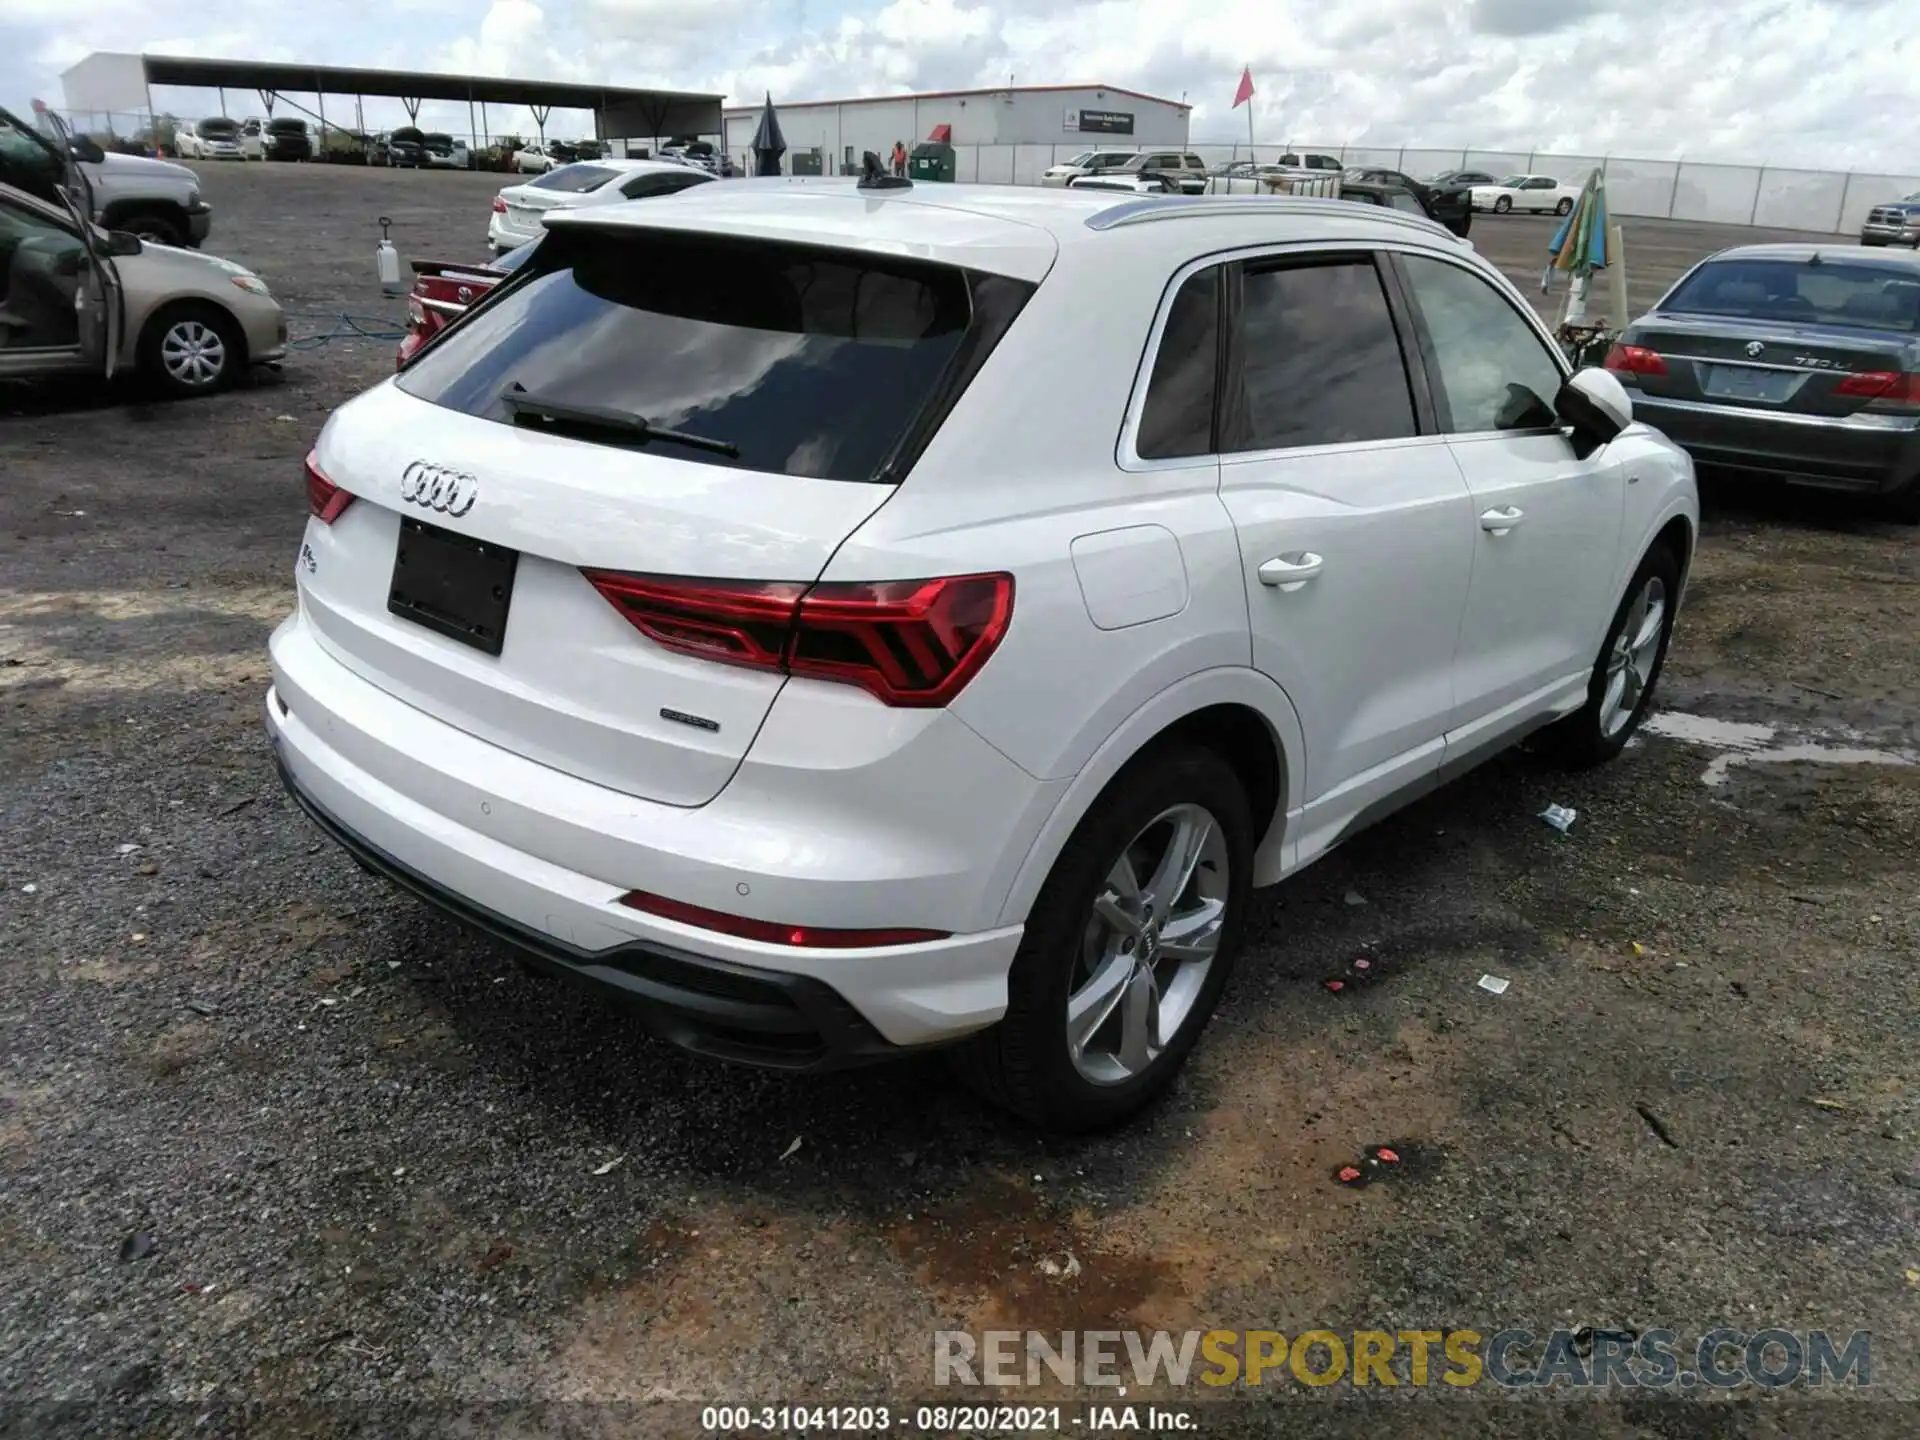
[751, 93, 786, 177]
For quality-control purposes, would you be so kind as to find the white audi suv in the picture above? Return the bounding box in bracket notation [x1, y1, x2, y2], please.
[268, 179, 1697, 1130]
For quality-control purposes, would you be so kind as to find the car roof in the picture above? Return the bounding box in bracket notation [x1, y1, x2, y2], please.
[1706, 243, 1920, 268]
[545, 178, 1465, 283]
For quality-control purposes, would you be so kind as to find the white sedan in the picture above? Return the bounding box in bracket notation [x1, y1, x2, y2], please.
[1471, 174, 1581, 215]
[513, 143, 559, 174]
[487, 158, 716, 252]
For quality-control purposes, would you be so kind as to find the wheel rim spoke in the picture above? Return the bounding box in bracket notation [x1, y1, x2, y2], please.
[1144, 812, 1211, 913]
[1158, 896, 1224, 963]
[1066, 952, 1132, 1060]
[1116, 963, 1160, 1073]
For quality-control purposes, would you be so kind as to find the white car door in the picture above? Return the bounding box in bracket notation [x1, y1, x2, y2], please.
[1388, 249, 1624, 759]
[1212, 249, 1477, 863]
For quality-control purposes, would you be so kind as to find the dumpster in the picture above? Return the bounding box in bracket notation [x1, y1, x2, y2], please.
[909, 124, 956, 183]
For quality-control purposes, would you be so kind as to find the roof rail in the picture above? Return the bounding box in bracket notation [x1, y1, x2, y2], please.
[1084, 194, 1459, 242]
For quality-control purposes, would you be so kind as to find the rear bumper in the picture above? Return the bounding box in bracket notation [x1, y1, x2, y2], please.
[275, 751, 905, 1070]
[265, 611, 1041, 1054]
[486, 213, 536, 249]
[1630, 393, 1920, 495]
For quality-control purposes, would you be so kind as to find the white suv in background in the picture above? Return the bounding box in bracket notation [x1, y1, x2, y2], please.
[270, 181, 1696, 1130]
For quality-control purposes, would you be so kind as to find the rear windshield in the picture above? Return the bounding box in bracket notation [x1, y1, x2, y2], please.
[395, 227, 1032, 483]
[1665, 258, 1920, 334]
[529, 163, 618, 193]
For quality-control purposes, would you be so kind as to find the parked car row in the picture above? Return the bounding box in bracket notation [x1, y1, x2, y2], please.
[175, 117, 313, 162]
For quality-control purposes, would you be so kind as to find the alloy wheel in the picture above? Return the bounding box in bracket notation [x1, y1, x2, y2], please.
[160, 320, 227, 389]
[1065, 802, 1229, 1085]
[1600, 575, 1666, 737]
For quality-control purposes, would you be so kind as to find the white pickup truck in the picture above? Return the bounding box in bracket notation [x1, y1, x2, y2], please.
[1, 111, 212, 248]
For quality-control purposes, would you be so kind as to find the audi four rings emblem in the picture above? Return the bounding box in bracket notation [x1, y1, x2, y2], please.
[399, 460, 478, 517]
[1745, 341, 1766, 358]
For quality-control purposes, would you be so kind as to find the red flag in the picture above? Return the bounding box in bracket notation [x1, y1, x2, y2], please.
[1232, 67, 1255, 109]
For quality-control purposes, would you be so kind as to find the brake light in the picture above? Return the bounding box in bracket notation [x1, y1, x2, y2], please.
[1603, 343, 1667, 377]
[617, 889, 947, 948]
[581, 571, 1014, 707]
[305, 453, 352, 523]
[1834, 370, 1920, 407]
[491, 196, 507, 213]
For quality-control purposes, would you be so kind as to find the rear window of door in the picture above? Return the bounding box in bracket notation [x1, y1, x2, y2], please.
[1224, 256, 1419, 451]
[395, 227, 1033, 483]
[1396, 254, 1563, 432]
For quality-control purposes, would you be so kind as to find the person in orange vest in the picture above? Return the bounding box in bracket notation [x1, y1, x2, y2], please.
[891, 140, 907, 177]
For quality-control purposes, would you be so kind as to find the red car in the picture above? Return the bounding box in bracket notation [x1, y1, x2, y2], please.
[395, 242, 536, 368]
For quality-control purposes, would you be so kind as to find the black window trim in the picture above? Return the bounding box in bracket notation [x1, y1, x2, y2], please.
[1382, 246, 1572, 440]
[1121, 243, 1472, 470]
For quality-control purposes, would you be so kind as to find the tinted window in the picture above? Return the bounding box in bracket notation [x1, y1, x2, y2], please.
[397, 228, 1024, 483]
[1663, 257, 1920, 334]
[530, 163, 619, 193]
[1399, 255, 1562, 433]
[619, 171, 710, 199]
[1229, 258, 1417, 452]
[1137, 267, 1218, 460]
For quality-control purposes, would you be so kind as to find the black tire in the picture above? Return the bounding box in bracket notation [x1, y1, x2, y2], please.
[115, 211, 186, 247]
[1494, 195, 1512, 213]
[1555, 197, 1574, 215]
[1539, 542, 1682, 769]
[137, 302, 245, 399]
[951, 743, 1253, 1132]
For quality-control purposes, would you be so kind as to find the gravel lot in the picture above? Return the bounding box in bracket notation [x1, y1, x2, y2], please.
[4, 164, 1919, 1435]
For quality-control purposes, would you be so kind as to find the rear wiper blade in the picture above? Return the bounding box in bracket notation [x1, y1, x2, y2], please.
[499, 383, 740, 458]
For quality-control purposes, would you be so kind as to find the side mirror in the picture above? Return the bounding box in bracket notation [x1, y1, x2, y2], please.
[1556, 366, 1633, 454]
[69, 136, 106, 165]
[104, 229, 143, 257]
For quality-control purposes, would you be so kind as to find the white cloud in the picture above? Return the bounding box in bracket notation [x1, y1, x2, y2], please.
[3, 0, 1916, 170]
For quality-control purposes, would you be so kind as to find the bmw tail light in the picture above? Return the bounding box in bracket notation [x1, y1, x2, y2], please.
[305, 452, 353, 523]
[1834, 370, 1920, 411]
[580, 571, 1014, 707]
[1603, 343, 1667, 379]
[617, 889, 947, 948]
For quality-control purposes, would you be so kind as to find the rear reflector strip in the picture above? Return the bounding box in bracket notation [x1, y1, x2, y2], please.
[618, 889, 948, 949]
[305, 452, 353, 523]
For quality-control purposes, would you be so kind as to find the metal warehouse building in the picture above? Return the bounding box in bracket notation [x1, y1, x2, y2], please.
[721, 84, 1191, 175]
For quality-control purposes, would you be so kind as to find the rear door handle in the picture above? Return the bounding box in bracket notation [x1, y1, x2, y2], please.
[1479, 505, 1525, 535]
[1257, 552, 1324, 591]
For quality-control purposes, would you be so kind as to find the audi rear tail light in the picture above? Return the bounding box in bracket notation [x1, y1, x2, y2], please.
[580, 571, 1014, 708]
[305, 452, 352, 523]
[491, 196, 507, 213]
[1834, 370, 1920, 410]
[617, 889, 947, 948]
[1603, 343, 1667, 378]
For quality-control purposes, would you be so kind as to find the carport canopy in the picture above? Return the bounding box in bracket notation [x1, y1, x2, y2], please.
[60, 52, 724, 142]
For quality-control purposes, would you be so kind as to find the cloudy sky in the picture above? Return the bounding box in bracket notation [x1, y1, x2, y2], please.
[3, 0, 1914, 171]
